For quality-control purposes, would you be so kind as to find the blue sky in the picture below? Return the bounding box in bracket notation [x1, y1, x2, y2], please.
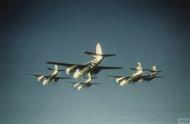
[1, 0, 190, 124]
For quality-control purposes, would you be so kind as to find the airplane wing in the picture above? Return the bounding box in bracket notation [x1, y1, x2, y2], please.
[26, 74, 49, 78]
[91, 66, 122, 74]
[54, 77, 71, 79]
[46, 61, 86, 69]
[107, 76, 123, 78]
[80, 82, 101, 85]
[97, 66, 122, 70]
[107, 75, 131, 79]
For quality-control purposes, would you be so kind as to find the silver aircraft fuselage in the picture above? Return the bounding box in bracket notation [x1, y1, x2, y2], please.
[72, 58, 103, 79]
[116, 75, 142, 86]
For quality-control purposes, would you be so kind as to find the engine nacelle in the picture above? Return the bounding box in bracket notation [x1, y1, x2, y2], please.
[120, 81, 128, 87]
[115, 77, 125, 83]
[77, 85, 83, 90]
[73, 69, 81, 79]
[119, 79, 128, 86]
[66, 65, 78, 75]
[42, 79, 49, 85]
[74, 83, 80, 88]
[37, 76, 45, 82]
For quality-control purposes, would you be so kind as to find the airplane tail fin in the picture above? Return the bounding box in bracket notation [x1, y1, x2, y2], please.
[152, 66, 157, 72]
[96, 42, 102, 55]
[151, 66, 162, 72]
[54, 65, 58, 71]
[136, 62, 142, 71]
[107, 75, 121, 78]
[84, 43, 115, 58]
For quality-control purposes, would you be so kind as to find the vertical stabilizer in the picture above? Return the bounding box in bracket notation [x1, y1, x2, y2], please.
[136, 62, 142, 71]
[94, 42, 103, 61]
[152, 66, 157, 72]
[96, 42, 102, 55]
[132, 62, 143, 76]
[52, 65, 59, 75]
[54, 65, 58, 71]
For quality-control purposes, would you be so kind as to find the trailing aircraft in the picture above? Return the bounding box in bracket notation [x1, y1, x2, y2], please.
[108, 62, 144, 86]
[72, 74, 100, 90]
[27, 65, 70, 85]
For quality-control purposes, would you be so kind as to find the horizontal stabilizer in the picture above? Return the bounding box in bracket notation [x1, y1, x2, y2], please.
[131, 68, 161, 72]
[55, 77, 70, 79]
[83, 76, 97, 79]
[25, 73, 41, 77]
[90, 82, 101, 85]
[63, 82, 76, 84]
[84, 51, 115, 57]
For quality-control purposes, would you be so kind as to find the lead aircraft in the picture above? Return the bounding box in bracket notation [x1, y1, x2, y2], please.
[46, 42, 122, 90]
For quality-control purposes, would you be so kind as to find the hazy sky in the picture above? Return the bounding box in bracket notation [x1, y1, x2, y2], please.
[1, 0, 190, 124]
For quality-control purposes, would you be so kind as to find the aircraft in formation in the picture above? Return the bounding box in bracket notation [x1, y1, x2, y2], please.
[108, 63, 162, 86]
[27, 42, 162, 90]
[46, 43, 122, 90]
[27, 65, 70, 86]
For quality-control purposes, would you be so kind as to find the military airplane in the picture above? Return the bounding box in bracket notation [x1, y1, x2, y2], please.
[108, 62, 144, 86]
[46, 43, 122, 80]
[27, 65, 70, 85]
[73, 74, 100, 90]
[141, 65, 163, 81]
